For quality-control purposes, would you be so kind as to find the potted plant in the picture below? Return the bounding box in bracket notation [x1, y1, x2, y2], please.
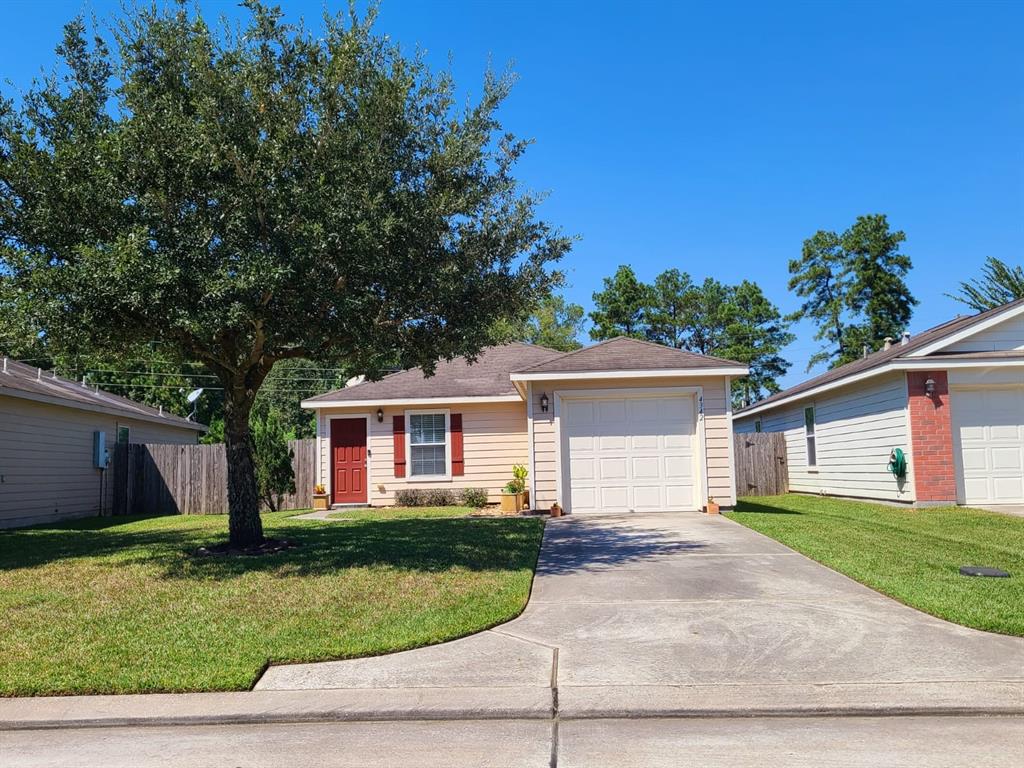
[312, 484, 329, 511]
[500, 464, 529, 513]
[513, 464, 529, 507]
[704, 496, 720, 515]
[550, 502, 563, 518]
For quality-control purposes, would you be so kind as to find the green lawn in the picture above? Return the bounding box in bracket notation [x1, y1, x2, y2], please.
[727, 494, 1024, 636]
[0, 509, 544, 696]
[326, 506, 476, 521]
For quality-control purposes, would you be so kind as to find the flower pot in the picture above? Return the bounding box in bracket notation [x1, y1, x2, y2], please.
[500, 493, 521, 513]
[704, 501, 720, 515]
[522, 489, 530, 508]
[550, 503, 563, 518]
[312, 494, 330, 511]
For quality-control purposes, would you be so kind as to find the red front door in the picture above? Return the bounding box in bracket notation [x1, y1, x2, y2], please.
[331, 418, 368, 504]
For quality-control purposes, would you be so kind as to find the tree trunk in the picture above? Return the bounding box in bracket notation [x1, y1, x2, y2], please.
[224, 397, 265, 548]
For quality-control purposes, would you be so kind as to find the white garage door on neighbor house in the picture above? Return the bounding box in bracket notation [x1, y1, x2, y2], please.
[561, 394, 698, 514]
[954, 387, 1024, 505]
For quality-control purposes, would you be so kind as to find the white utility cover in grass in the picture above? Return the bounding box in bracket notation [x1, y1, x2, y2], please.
[562, 394, 697, 514]
[953, 387, 1024, 504]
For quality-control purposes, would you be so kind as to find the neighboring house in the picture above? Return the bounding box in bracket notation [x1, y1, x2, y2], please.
[734, 298, 1024, 507]
[302, 338, 748, 514]
[0, 358, 204, 528]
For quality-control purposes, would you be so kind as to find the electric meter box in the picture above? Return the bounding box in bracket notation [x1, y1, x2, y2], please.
[93, 431, 109, 469]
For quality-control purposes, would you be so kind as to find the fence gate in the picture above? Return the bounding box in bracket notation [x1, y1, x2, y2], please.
[733, 432, 788, 497]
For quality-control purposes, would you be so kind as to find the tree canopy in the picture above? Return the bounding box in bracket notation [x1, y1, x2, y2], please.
[587, 265, 792, 404]
[0, 2, 570, 546]
[788, 214, 915, 370]
[948, 256, 1024, 311]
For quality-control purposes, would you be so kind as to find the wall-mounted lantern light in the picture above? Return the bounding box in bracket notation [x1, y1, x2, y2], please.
[924, 378, 936, 398]
[376, 408, 384, 423]
[540, 393, 549, 413]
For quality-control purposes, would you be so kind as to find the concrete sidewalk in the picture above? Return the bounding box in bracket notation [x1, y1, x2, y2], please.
[2, 513, 1022, 730]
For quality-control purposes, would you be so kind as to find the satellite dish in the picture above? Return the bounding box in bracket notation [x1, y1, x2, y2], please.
[186, 388, 204, 404]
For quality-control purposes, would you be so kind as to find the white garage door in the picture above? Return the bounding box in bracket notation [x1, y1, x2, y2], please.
[562, 394, 698, 514]
[953, 388, 1024, 504]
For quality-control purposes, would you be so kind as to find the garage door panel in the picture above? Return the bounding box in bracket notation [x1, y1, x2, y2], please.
[563, 393, 699, 513]
[566, 401, 595, 425]
[598, 457, 628, 480]
[666, 485, 694, 508]
[990, 424, 1023, 440]
[599, 486, 629, 509]
[664, 455, 693, 479]
[598, 435, 627, 450]
[598, 399, 626, 421]
[991, 448, 1023, 470]
[993, 477, 1024, 501]
[568, 434, 595, 451]
[570, 458, 595, 480]
[961, 448, 988, 471]
[631, 456, 661, 479]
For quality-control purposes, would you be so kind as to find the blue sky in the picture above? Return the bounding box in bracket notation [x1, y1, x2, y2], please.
[2, 0, 1021, 387]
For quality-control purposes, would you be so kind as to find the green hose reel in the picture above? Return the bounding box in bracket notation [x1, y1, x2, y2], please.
[887, 447, 907, 479]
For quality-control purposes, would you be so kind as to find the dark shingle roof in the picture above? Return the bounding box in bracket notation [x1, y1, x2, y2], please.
[0, 358, 204, 430]
[303, 343, 564, 404]
[512, 337, 746, 374]
[737, 297, 1024, 415]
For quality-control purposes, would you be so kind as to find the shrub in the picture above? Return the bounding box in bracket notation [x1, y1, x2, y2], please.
[424, 488, 458, 506]
[394, 489, 428, 506]
[460, 487, 489, 508]
[394, 488, 460, 507]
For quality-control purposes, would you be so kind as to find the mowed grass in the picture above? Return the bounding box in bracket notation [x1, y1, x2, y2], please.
[0, 509, 544, 696]
[326, 506, 475, 521]
[727, 494, 1024, 636]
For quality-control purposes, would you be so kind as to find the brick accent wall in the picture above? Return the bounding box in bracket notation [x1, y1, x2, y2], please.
[907, 371, 957, 503]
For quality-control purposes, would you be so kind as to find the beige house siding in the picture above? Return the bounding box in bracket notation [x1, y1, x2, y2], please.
[0, 395, 200, 528]
[316, 401, 528, 505]
[527, 375, 735, 510]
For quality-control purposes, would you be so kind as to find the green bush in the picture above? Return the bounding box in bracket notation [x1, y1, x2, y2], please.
[460, 488, 489, 508]
[394, 488, 460, 507]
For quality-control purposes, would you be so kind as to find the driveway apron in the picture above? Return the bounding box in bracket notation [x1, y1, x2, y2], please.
[256, 513, 1024, 714]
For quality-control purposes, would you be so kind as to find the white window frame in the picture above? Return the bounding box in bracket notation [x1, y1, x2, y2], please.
[754, 419, 762, 433]
[804, 404, 818, 469]
[116, 424, 130, 444]
[405, 409, 452, 481]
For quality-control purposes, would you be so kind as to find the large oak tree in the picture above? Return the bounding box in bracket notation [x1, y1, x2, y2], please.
[0, 3, 569, 547]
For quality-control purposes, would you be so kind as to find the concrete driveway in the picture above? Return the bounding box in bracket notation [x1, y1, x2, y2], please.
[257, 513, 1024, 716]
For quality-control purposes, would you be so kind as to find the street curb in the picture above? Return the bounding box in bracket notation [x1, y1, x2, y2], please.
[3, 681, 1023, 731]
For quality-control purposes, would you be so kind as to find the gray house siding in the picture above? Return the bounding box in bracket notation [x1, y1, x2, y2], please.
[735, 372, 915, 503]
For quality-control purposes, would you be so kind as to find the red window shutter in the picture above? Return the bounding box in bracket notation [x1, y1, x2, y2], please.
[451, 413, 464, 476]
[393, 415, 406, 478]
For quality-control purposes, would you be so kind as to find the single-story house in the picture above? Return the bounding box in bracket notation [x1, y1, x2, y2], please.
[302, 338, 749, 514]
[0, 358, 204, 528]
[734, 297, 1024, 507]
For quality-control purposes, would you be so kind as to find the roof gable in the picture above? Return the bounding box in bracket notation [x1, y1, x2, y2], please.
[737, 297, 1024, 417]
[512, 337, 745, 375]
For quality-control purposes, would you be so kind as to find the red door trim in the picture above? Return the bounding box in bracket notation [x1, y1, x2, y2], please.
[330, 416, 368, 505]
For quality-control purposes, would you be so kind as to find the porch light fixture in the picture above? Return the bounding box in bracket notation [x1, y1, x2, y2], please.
[376, 408, 384, 423]
[924, 378, 936, 397]
[540, 393, 549, 413]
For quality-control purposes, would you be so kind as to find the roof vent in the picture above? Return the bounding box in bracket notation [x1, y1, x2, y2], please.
[883, 336, 894, 351]
[862, 344, 869, 359]
[2, 357, 7, 374]
[901, 331, 910, 346]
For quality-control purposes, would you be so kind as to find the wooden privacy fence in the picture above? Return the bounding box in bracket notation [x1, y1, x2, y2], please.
[733, 431, 789, 497]
[112, 439, 316, 516]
